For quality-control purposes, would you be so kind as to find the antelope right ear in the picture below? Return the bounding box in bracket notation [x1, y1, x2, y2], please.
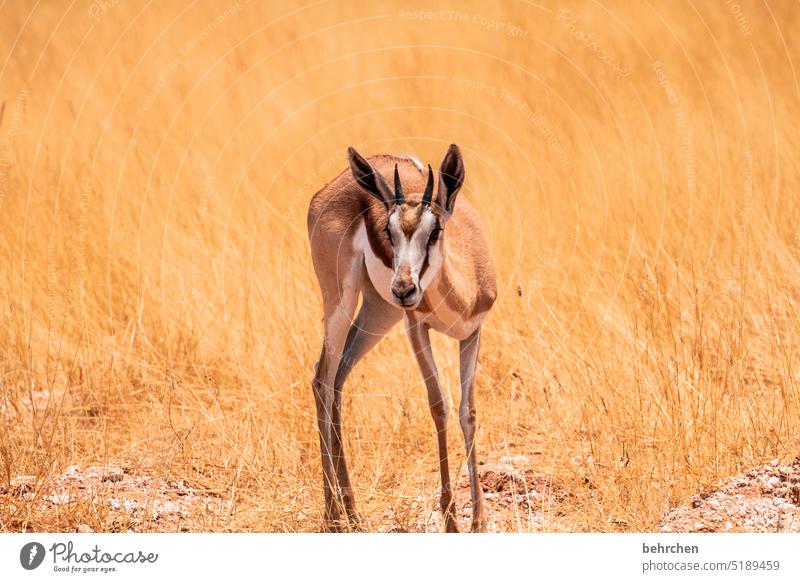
[347, 146, 395, 209]
[436, 144, 465, 216]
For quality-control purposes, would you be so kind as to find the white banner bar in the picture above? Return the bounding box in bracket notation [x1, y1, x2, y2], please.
[2, 533, 798, 581]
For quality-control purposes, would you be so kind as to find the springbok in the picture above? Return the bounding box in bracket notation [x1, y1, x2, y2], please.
[306, 144, 496, 532]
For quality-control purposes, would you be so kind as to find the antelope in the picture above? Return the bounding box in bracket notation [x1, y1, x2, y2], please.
[306, 144, 496, 532]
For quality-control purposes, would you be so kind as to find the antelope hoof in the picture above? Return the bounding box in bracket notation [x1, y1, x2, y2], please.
[346, 511, 366, 532]
[323, 507, 345, 532]
[471, 519, 488, 533]
[324, 518, 346, 533]
[471, 506, 488, 532]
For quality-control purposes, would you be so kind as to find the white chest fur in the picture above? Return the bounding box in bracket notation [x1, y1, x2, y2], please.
[353, 221, 485, 340]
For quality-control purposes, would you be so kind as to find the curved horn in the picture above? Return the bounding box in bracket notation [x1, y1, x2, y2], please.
[421, 164, 434, 206]
[393, 164, 405, 204]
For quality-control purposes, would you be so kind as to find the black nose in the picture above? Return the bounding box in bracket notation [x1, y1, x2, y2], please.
[392, 282, 417, 300]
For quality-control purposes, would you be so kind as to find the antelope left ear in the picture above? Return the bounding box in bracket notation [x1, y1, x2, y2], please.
[436, 144, 465, 215]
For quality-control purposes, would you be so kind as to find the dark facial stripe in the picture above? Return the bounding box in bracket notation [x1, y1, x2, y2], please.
[363, 198, 393, 268]
[417, 218, 441, 281]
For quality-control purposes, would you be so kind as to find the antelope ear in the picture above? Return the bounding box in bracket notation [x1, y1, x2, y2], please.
[347, 146, 394, 209]
[436, 144, 465, 215]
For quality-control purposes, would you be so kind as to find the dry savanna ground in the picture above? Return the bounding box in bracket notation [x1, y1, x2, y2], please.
[1, 0, 800, 532]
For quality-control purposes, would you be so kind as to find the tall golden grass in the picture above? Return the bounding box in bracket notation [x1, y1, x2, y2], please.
[1, 0, 799, 532]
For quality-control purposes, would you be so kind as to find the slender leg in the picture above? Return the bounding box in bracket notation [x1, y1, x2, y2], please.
[332, 283, 402, 526]
[459, 327, 487, 532]
[312, 288, 359, 531]
[405, 315, 459, 532]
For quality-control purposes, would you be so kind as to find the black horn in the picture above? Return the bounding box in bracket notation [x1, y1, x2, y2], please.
[393, 164, 405, 204]
[421, 164, 434, 206]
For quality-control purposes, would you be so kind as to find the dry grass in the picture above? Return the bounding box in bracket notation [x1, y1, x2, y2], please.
[1, 0, 800, 532]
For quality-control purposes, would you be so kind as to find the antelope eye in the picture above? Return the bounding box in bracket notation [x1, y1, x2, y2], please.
[429, 226, 441, 243]
[384, 226, 394, 245]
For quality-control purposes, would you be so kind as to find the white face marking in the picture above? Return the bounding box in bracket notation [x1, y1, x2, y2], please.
[420, 240, 443, 291]
[386, 208, 441, 308]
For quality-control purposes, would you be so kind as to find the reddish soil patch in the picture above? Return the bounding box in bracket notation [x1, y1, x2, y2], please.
[376, 454, 572, 532]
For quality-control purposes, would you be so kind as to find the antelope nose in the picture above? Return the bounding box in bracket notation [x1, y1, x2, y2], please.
[392, 281, 417, 300]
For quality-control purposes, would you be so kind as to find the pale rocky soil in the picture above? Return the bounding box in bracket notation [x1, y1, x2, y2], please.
[659, 457, 800, 533]
[5, 455, 800, 532]
[3, 464, 231, 532]
[376, 454, 800, 532]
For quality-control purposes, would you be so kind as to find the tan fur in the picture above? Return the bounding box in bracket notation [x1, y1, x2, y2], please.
[397, 201, 425, 236]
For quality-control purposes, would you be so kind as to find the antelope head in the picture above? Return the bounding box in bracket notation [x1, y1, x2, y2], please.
[348, 144, 465, 310]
